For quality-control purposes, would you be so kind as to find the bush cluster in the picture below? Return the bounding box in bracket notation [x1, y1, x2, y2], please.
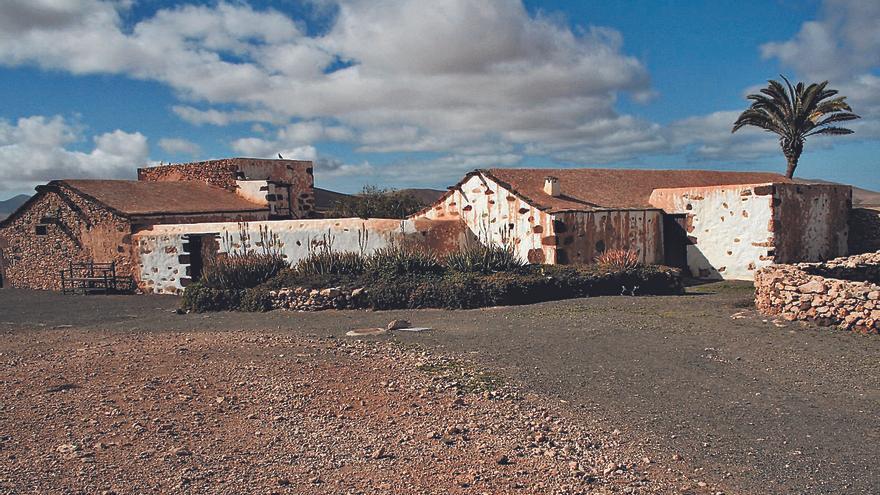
[181, 284, 274, 313]
[182, 240, 683, 313]
[183, 263, 682, 313]
[201, 251, 288, 290]
[326, 185, 427, 219]
[444, 244, 526, 274]
[361, 264, 682, 310]
[594, 249, 642, 270]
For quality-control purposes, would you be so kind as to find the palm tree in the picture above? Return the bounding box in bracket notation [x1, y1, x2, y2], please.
[732, 76, 860, 178]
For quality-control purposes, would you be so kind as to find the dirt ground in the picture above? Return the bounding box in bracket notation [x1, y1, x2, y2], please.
[0, 283, 878, 494]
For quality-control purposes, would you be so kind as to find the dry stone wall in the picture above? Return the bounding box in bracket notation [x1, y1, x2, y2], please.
[269, 287, 365, 311]
[849, 208, 880, 254]
[0, 186, 134, 290]
[754, 251, 880, 334]
[138, 158, 316, 218]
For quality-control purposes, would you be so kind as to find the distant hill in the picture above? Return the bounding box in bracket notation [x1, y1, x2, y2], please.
[798, 179, 880, 208]
[398, 188, 447, 205]
[313, 188, 352, 212]
[313, 187, 445, 213]
[0, 194, 30, 221]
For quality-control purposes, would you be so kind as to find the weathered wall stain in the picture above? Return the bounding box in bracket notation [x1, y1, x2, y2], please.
[412, 172, 664, 266]
[649, 182, 850, 280]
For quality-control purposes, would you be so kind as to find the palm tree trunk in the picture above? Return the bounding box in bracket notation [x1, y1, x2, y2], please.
[785, 156, 798, 178]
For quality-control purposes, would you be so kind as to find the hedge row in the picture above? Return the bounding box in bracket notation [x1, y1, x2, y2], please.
[181, 264, 682, 313]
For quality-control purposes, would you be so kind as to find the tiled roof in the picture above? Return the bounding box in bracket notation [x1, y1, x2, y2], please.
[484, 168, 792, 211]
[55, 179, 266, 216]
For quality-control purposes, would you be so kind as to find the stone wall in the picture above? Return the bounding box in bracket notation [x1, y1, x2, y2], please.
[138, 159, 241, 190]
[772, 183, 850, 264]
[0, 185, 134, 290]
[269, 286, 364, 311]
[849, 208, 880, 254]
[138, 158, 315, 219]
[754, 251, 880, 334]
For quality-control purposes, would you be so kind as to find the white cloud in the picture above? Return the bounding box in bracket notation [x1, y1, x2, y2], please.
[667, 0, 880, 166]
[0, 0, 658, 164]
[0, 115, 148, 192]
[761, 0, 880, 138]
[761, 0, 880, 82]
[664, 111, 780, 162]
[3, 0, 875, 187]
[158, 137, 201, 156]
[171, 106, 287, 126]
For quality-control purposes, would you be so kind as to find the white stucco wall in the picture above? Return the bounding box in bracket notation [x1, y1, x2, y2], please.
[133, 217, 457, 294]
[413, 173, 557, 263]
[650, 184, 776, 280]
[235, 180, 269, 206]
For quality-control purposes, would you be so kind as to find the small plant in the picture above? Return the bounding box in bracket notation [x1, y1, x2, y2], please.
[445, 244, 526, 274]
[327, 185, 427, 219]
[366, 245, 443, 275]
[201, 252, 288, 289]
[595, 249, 642, 270]
[294, 250, 366, 276]
[202, 223, 288, 289]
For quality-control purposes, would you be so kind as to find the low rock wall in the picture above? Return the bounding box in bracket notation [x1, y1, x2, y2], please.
[755, 251, 880, 334]
[269, 286, 365, 311]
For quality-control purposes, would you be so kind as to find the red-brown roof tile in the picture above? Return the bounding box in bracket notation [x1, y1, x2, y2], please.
[485, 168, 792, 211]
[55, 180, 266, 216]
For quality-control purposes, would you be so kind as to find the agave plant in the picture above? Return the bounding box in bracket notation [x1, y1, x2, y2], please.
[732, 76, 860, 178]
[594, 249, 642, 270]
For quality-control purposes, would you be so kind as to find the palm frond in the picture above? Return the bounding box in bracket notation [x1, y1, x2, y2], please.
[811, 112, 860, 126]
[732, 76, 860, 177]
[804, 126, 855, 137]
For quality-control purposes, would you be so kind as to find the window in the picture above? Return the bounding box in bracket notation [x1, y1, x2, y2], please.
[35, 225, 48, 236]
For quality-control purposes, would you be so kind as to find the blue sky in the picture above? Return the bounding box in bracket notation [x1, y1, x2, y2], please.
[0, 0, 877, 199]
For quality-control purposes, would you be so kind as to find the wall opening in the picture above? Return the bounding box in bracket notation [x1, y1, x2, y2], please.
[181, 233, 219, 283]
[663, 213, 689, 272]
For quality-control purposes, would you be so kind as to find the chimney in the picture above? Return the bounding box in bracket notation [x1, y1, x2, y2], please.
[544, 176, 560, 197]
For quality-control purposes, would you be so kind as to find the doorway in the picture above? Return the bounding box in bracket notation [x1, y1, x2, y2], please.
[181, 234, 219, 282]
[662, 214, 689, 274]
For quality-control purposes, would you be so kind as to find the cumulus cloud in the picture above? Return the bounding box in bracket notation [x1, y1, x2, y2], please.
[761, 0, 880, 137]
[158, 137, 200, 156]
[664, 111, 780, 162]
[761, 0, 880, 82]
[0, 115, 148, 193]
[660, 0, 879, 165]
[2, 0, 875, 187]
[0, 0, 659, 165]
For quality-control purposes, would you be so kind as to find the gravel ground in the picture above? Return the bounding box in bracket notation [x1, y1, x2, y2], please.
[0, 283, 878, 494]
[1, 329, 714, 494]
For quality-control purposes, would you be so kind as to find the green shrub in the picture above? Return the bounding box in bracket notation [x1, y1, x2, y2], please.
[327, 185, 427, 219]
[181, 283, 241, 312]
[201, 251, 288, 290]
[595, 249, 643, 270]
[408, 272, 486, 309]
[444, 244, 527, 274]
[366, 246, 443, 275]
[238, 287, 274, 312]
[293, 250, 366, 277]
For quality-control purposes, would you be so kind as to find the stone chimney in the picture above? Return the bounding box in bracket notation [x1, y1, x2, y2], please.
[544, 176, 560, 197]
